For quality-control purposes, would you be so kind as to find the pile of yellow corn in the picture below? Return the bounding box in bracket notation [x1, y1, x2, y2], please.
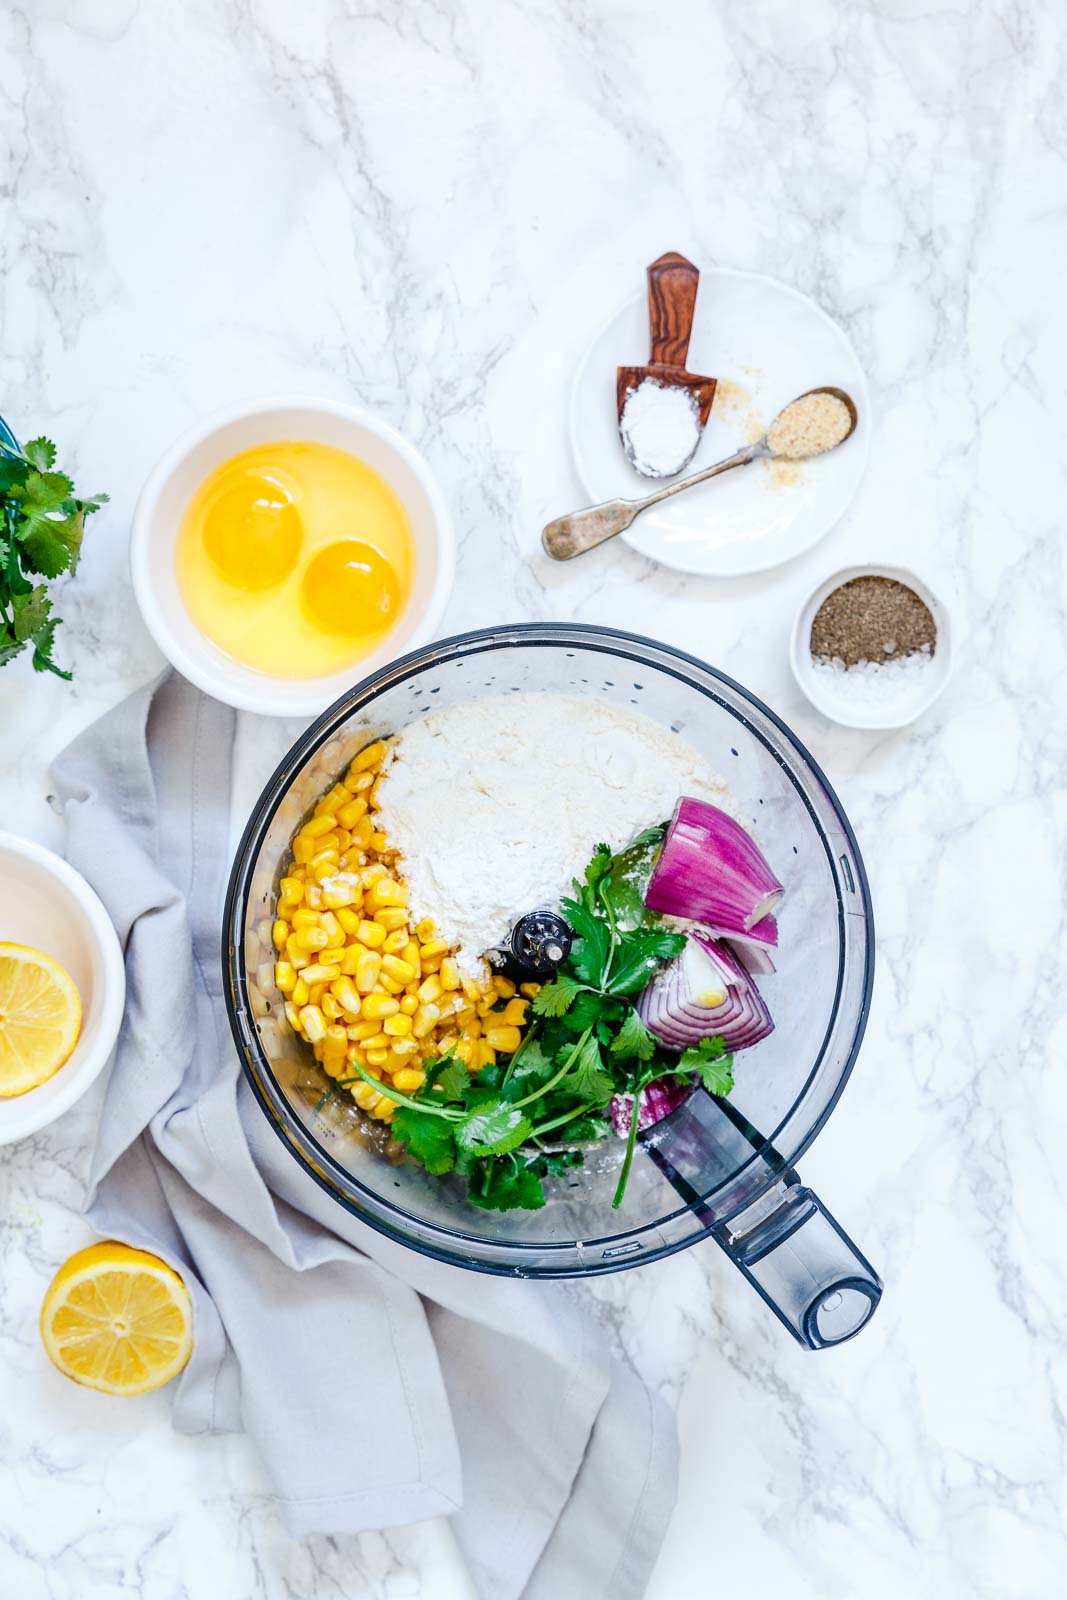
[271, 738, 536, 1123]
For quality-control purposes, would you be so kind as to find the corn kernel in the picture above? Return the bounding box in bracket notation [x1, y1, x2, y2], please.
[353, 816, 375, 847]
[352, 1081, 378, 1109]
[330, 976, 361, 1017]
[519, 982, 542, 999]
[300, 962, 341, 986]
[366, 877, 405, 911]
[400, 994, 419, 1015]
[379, 975, 404, 995]
[322, 874, 361, 909]
[291, 908, 320, 931]
[389, 1036, 419, 1059]
[299, 1004, 326, 1043]
[379, 953, 413, 986]
[365, 1047, 390, 1068]
[291, 836, 314, 864]
[284, 1001, 301, 1032]
[275, 960, 296, 993]
[352, 740, 386, 773]
[485, 1025, 522, 1053]
[374, 907, 408, 932]
[363, 992, 400, 1020]
[324, 1021, 347, 1049]
[272, 919, 289, 950]
[414, 917, 435, 942]
[392, 1067, 426, 1093]
[299, 813, 337, 841]
[355, 950, 382, 994]
[322, 994, 342, 1021]
[348, 1020, 379, 1042]
[292, 977, 310, 1007]
[370, 830, 388, 850]
[439, 958, 461, 991]
[362, 1031, 392, 1049]
[305, 883, 324, 909]
[337, 797, 368, 829]
[474, 1042, 497, 1070]
[279, 876, 304, 906]
[415, 1003, 444, 1039]
[454, 1038, 474, 1065]
[308, 983, 327, 1006]
[355, 919, 387, 949]
[417, 974, 443, 1004]
[492, 975, 517, 998]
[296, 926, 329, 951]
[503, 997, 529, 1026]
[383, 1013, 412, 1037]
[336, 906, 362, 938]
[311, 850, 340, 882]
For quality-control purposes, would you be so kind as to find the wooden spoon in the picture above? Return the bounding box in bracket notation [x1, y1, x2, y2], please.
[616, 252, 718, 477]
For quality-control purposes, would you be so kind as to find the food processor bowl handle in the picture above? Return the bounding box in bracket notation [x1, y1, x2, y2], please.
[715, 1174, 881, 1348]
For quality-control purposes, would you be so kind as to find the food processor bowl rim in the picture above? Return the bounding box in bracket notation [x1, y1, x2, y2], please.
[222, 622, 875, 1276]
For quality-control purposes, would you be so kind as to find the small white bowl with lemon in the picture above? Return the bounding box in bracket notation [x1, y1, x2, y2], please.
[0, 832, 125, 1143]
[131, 397, 455, 716]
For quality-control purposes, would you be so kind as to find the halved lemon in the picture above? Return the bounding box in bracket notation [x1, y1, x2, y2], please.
[0, 942, 82, 1097]
[40, 1241, 194, 1396]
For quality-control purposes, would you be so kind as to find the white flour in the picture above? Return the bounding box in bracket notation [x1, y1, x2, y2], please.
[619, 378, 701, 476]
[374, 693, 733, 977]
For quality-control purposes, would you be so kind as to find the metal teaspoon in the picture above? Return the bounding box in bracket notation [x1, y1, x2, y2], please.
[543, 386, 859, 562]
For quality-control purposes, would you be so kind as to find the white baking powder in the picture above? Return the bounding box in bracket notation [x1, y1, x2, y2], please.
[619, 379, 701, 477]
[374, 693, 732, 977]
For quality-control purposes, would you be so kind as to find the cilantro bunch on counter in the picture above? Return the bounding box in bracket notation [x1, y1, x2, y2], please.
[350, 830, 735, 1212]
[0, 433, 107, 679]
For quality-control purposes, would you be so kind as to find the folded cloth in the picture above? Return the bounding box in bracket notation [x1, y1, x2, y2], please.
[51, 671, 677, 1600]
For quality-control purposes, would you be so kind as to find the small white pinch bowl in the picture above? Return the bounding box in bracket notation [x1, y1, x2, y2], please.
[131, 397, 455, 717]
[0, 833, 125, 1144]
[791, 563, 954, 730]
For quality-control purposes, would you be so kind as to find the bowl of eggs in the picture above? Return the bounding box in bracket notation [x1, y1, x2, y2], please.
[131, 397, 455, 715]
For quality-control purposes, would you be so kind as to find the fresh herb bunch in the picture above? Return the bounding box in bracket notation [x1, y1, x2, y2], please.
[349, 831, 735, 1212]
[0, 433, 107, 679]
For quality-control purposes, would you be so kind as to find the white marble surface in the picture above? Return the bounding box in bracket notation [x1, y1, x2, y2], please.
[2, 2, 1065, 1595]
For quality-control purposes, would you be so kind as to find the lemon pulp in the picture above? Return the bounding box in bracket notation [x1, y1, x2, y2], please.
[176, 441, 414, 679]
[0, 942, 82, 1097]
[40, 1240, 194, 1396]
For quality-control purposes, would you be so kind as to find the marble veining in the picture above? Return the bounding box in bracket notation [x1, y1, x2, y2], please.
[1, 2, 1065, 1596]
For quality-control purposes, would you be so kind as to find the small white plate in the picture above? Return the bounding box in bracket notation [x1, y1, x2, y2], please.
[570, 268, 871, 576]
[790, 564, 954, 730]
[0, 833, 126, 1143]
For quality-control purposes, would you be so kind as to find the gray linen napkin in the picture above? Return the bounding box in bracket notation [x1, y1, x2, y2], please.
[51, 671, 678, 1600]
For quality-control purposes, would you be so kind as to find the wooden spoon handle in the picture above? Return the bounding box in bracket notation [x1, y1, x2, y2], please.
[647, 251, 700, 369]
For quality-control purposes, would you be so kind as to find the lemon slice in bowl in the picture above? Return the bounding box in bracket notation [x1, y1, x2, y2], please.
[40, 1241, 194, 1396]
[0, 942, 82, 1097]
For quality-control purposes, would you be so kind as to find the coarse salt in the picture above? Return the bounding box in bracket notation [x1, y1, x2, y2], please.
[619, 379, 701, 477]
[810, 646, 934, 707]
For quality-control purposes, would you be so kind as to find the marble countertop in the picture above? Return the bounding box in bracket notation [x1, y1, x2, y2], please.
[2, 2, 1065, 1596]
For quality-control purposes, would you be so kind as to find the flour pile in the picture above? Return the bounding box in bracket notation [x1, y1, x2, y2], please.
[373, 693, 732, 978]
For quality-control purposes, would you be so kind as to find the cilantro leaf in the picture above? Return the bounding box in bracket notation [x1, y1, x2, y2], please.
[0, 636, 26, 668]
[600, 825, 666, 929]
[611, 1007, 657, 1062]
[678, 1037, 734, 1097]
[454, 1101, 533, 1158]
[532, 974, 586, 1018]
[0, 457, 28, 496]
[433, 1059, 472, 1102]
[19, 510, 82, 578]
[561, 894, 611, 987]
[466, 1157, 545, 1212]
[12, 586, 51, 642]
[503, 1035, 556, 1089]
[391, 1106, 458, 1174]
[22, 437, 56, 471]
[558, 989, 620, 1035]
[557, 1034, 614, 1106]
[605, 927, 686, 996]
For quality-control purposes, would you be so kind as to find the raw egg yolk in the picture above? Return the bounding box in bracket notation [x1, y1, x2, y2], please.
[201, 473, 302, 590]
[301, 540, 402, 636]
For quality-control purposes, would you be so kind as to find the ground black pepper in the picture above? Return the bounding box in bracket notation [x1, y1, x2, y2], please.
[810, 576, 937, 668]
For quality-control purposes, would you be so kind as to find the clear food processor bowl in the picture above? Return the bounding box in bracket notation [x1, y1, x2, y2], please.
[224, 625, 880, 1348]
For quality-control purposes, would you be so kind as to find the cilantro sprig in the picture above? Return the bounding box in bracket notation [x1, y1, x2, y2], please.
[0, 432, 107, 679]
[375, 832, 734, 1213]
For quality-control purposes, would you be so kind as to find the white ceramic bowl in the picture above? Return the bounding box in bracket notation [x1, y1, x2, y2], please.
[131, 397, 455, 716]
[0, 833, 125, 1143]
[790, 563, 954, 730]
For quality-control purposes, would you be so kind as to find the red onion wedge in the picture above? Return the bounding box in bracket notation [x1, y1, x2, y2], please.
[702, 915, 778, 975]
[644, 797, 784, 933]
[637, 933, 774, 1053]
[610, 1076, 692, 1138]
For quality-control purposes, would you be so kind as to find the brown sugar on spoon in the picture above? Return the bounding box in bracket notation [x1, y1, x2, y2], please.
[810, 576, 937, 667]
